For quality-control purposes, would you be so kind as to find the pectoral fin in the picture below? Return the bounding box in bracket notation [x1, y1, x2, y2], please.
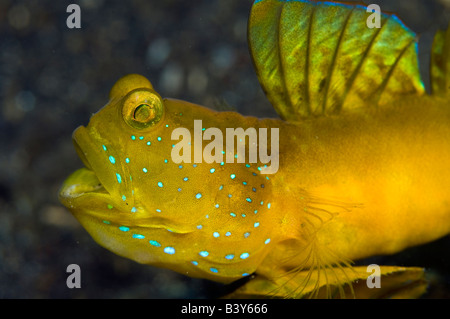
[248, 0, 425, 121]
[225, 266, 427, 299]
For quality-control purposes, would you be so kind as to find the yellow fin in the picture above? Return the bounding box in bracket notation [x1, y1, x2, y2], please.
[248, 0, 425, 121]
[431, 23, 450, 96]
[225, 266, 427, 299]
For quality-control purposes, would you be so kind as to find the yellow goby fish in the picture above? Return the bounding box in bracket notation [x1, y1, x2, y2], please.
[59, 0, 450, 298]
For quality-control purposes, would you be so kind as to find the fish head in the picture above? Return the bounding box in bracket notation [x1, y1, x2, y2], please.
[59, 74, 276, 281]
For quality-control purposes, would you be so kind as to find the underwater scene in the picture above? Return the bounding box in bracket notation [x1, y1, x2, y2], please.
[0, 0, 450, 299]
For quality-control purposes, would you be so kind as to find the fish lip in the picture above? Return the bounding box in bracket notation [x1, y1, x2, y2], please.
[63, 125, 109, 197]
[73, 126, 93, 171]
[59, 167, 106, 200]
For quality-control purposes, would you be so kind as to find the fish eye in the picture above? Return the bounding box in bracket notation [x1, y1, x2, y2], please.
[122, 89, 164, 129]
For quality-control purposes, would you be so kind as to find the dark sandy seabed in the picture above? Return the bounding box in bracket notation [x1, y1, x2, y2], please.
[0, 0, 449, 298]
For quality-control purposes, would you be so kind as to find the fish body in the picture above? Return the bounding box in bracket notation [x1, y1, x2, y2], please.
[60, 0, 450, 297]
[260, 95, 450, 276]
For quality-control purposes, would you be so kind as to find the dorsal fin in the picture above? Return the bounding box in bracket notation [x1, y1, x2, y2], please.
[248, 0, 425, 121]
[431, 23, 450, 96]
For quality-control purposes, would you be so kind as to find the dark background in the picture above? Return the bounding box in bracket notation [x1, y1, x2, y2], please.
[0, 0, 449, 298]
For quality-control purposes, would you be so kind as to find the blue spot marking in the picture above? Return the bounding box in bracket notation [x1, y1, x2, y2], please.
[215, 204, 219, 208]
[139, 136, 144, 140]
[242, 273, 249, 277]
[219, 185, 223, 190]
[164, 247, 175, 255]
[158, 182, 163, 188]
[244, 232, 250, 238]
[131, 135, 136, 140]
[210, 168, 215, 173]
[102, 145, 107, 151]
[225, 254, 234, 260]
[131, 207, 137, 213]
[157, 136, 162, 141]
[147, 141, 151, 146]
[254, 222, 260, 228]
[149, 240, 161, 247]
[265, 238, 271, 244]
[132, 234, 145, 239]
[121, 195, 126, 201]
[156, 209, 161, 213]
[183, 177, 189, 181]
[240, 252, 250, 259]
[230, 213, 236, 217]
[196, 193, 202, 199]
[143, 168, 148, 173]
[109, 156, 116, 164]
[116, 173, 122, 184]
[125, 158, 130, 163]
[119, 226, 129, 232]
[268, 203, 271, 209]
[197, 225, 203, 229]
[225, 231, 231, 236]
[230, 174, 236, 179]
[213, 232, 220, 238]
[199, 251, 209, 257]
[246, 197, 252, 203]
[192, 261, 198, 266]
[210, 267, 218, 273]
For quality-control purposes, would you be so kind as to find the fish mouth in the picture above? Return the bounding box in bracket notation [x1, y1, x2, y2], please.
[59, 126, 109, 201]
[59, 167, 106, 200]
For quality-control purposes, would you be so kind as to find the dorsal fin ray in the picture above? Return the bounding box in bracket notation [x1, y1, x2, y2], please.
[248, 0, 425, 121]
[431, 23, 450, 96]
